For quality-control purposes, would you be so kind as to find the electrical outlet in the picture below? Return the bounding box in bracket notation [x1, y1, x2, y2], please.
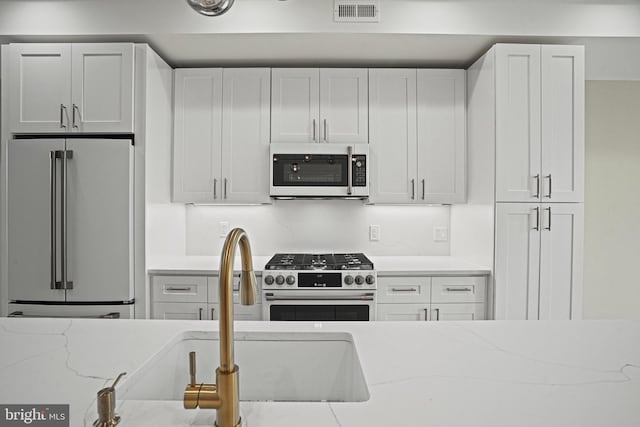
[219, 221, 230, 237]
[433, 226, 448, 242]
[369, 225, 380, 241]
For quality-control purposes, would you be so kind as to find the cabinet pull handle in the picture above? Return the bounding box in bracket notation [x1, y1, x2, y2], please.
[59, 104, 67, 129]
[72, 104, 79, 129]
[421, 179, 425, 200]
[165, 286, 192, 292]
[423, 308, 428, 321]
[545, 207, 552, 231]
[435, 308, 440, 321]
[224, 178, 228, 199]
[312, 119, 316, 142]
[323, 119, 327, 142]
[411, 179, 415, 200]
[198, 307, 203, 320]
[445, 287, 472, 292]
[391, 287, 417, 292]
[213, 178, 217, 199]
[211, 308, 215, 319]
[532, 207, 540, 231]
[545, 174, 552, 198]
[533, 174, 540, 198]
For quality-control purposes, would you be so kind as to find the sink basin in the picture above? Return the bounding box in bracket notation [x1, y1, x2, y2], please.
[120, 331, 370, 402]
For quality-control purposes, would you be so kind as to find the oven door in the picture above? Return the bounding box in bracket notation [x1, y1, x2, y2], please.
[263, 290, 376, 321]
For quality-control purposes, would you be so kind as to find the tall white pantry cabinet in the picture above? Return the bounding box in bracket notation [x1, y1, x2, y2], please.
[468, 44, 585, 320]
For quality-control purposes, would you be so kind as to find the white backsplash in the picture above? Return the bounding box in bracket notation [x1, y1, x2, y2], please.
[184, 201, 450, 256]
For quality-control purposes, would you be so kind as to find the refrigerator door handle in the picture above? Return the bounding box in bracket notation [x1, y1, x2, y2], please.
[61, 150, 74, 290]
[50, 151, 62, 290]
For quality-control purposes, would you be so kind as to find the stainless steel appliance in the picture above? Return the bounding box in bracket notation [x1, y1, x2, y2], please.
[269, 143, 369, 198]
[262, 253, 377, 321]
[6, 136, 135, 318]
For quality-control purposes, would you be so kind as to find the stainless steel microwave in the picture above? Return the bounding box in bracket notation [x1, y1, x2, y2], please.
[269, 143, 369, 198]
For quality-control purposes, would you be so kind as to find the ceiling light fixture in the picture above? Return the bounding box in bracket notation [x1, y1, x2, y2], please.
[186, 0, 235, 16]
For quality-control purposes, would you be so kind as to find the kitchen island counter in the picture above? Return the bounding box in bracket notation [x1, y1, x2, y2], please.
[0, 319, 638, 427]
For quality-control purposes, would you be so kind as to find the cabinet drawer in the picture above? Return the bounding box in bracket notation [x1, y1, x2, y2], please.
[377, 277, 431, 303]
[431, 277, 486, 303]
[152, 276, 207, 303]
[152, 302, 208, 320]
[377, 303, 429, 321]
[208, 275, 262, 304]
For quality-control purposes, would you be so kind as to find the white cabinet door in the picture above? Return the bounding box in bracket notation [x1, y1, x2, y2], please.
[539, 203, 584, 320]
[8, 44, 72, 133]
[221, 68, 271, 203]
[541, 45, 585, 203]
[7, 139, 66, 302]
[153, 302, 208, 320]
[430, 303, 486, 321]
[71, 43, 134, 133]
[417, 69, 466, 204]
[368, 69, 417, 204]
[377, 304, 429, 321]
[271, 68, 320, 143]
[65, 138, 133, 302]
[495, 45, 542, 202]
[173, 69, 223, 202]
[319, 68, 368, 143]
[494, 203, 541, 320]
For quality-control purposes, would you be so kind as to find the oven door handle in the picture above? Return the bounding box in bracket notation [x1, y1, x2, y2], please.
[264, 292, 375, 302]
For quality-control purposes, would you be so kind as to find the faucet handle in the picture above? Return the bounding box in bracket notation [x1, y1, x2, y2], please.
[240, 269, 257, 305]
[189, 351, 196, 387]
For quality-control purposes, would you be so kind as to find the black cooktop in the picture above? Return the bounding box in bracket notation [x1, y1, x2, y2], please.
[265, 253, 374, 271]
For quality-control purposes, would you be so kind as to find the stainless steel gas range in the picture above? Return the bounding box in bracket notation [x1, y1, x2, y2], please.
[261, 253, 377, 321]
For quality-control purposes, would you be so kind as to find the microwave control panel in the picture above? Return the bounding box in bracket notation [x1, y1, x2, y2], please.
[353, 155, 367, 186]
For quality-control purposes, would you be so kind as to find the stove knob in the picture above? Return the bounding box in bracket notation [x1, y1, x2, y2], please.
[366, 275, 376, 285]
[355, 275, 365, 285]
[344, 275, 354, 285]
[286, 275, 296, 286]
[275, 275, 285, 285]
[264, 275, 274, 285]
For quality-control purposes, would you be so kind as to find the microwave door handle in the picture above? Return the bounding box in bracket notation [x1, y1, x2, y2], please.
[347, 146, 353, 196]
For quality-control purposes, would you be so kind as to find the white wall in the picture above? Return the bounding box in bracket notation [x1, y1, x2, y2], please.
[184, 203, 450, 257]
[583, 80, 640, 320]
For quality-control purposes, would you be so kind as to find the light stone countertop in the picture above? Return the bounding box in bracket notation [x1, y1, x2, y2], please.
[0, 318, 639, 427]
[147, 256, 490, 276]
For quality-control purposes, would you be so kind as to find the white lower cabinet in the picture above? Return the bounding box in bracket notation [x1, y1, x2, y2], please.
[151, 275, 262, 321]
[494, 203, 583, 320]
[376, 276, 486, 321]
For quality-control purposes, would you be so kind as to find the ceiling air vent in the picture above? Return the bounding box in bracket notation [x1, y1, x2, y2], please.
[334, 0, 379, 23]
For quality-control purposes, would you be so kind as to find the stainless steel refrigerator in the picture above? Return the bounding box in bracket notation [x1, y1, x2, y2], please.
[7, 137, 134, 318]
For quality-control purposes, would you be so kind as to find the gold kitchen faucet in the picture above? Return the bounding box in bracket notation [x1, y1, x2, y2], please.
[183, 228, 258, 427]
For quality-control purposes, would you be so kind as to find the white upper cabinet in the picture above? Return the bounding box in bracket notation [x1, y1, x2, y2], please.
[368, 69, 417, 204]
[271, 68, 368, 143]
[221, 68, 271, 203]
[8, 43, 134, 133]
[494, 202, 583, 320]
[173, 68, 271, 204]
[540, 45, 585, 203]
[417, 69, 466, 204]
[495, 44, 584, 203]
[319, 68, 368, 143]
[70, 44, 134, 133]
[173, 68, 223, 203]
[369, 68, 466, 204]
[271, 68, 319, 143]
